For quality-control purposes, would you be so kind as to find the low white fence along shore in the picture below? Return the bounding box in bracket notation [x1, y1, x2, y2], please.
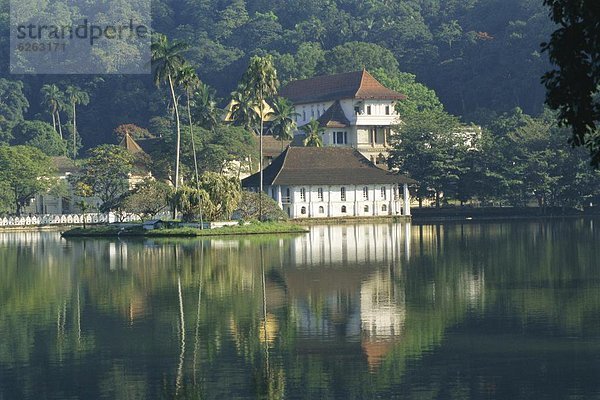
[0, 213, 142, 227]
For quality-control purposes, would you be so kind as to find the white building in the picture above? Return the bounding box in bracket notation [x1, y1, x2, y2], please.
[242, 147, 415, 219]
[279, 69, 405, 167]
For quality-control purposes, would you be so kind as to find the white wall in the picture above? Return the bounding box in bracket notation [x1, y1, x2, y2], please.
[269, 184, 408, 219]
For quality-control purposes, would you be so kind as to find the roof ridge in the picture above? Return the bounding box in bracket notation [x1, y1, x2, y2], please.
[271, 146, 291, 185]
[355, 68, 367, 97]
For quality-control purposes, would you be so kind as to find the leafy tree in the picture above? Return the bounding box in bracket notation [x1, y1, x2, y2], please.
[389, 109, 463, 207]
[11, 120, 67, 156]
[75, 145, 135, 210]
[301, 119, 324, 147]
[121, 179, 171, 221]
[322, 42, 400, 76]
[0, 79, 29, 142]
[151, 33, 188, 194]
[268, 97, 299, 150]
[191, 82, 220, 131]
[65, 85, 90, 159]
[173, 173, 241, 221]
[114, 124, 154, 140]
[542, 0, 600, 166]
[236, 191, 287, 221]
[0, 145, 56, 215]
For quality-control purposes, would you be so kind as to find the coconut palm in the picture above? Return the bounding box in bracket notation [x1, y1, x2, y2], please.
[269, 97, 299, 150]
[301, 119, 324, 147]
[176, 63, 202, 187]
[151, 33, 188, 197]
[41, 84, 64, 139]
[192, 82, 219, 131]
[239, 56, 279, 220]
[230, 86, 260, 131]
[65, 85, 90, 159]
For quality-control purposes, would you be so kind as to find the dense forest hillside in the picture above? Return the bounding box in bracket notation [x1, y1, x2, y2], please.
[0, 0, 554, 147]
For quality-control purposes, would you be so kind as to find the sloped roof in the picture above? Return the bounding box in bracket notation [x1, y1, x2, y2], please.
[317, 100, 350, 128]
[51, 156, 80, 175]
[261, 134, 292, 158]
[119, 133, 146, 154]
[242, 147, 416, 187]
[280, 70, 406, 104]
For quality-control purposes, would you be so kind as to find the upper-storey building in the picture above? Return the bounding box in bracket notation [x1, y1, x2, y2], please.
[279, 69, 406, 167]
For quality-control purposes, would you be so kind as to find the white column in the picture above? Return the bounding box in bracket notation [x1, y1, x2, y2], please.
[403, 183, 411, 216]
[277, 186, 282, 209]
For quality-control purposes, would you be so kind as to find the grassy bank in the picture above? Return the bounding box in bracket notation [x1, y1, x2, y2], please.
[61, 222, 308, 238]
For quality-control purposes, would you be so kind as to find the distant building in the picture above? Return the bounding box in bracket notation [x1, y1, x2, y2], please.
[242, 147, 415, 219]
[280, 69, 405, 167]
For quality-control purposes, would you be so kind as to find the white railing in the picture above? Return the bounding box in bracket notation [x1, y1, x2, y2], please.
[0, 213, 142, 227]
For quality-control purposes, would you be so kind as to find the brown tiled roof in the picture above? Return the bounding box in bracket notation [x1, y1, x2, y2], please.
[317, 100, 350, 128]
[279, 70, 406, 104]
[260, 134, 292, 158]
[242, 147, 416, 187]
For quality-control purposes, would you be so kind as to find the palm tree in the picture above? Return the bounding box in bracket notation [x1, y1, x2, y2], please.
[192, 82, 219, 131]
[301, 119, 324, 147]
[230, 86, 259, 131]
[41, 84, 64, 139]
[269, 97, 299, 150]
[151, 33, 188, 202]
[176, 63, 202, 188]
[239, 56, 279, 220]
[176, 63, 205, 228]
[65, 85, 90, 159]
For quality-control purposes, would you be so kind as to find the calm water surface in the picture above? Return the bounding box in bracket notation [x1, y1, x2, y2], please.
[1, 220, 599, 399]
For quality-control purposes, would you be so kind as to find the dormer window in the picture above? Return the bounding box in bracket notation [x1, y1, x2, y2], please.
[367, 105, 372, 115]
[385, 105, 390, 115]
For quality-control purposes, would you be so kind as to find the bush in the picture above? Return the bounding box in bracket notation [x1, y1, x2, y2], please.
[235, 191, 287, 221]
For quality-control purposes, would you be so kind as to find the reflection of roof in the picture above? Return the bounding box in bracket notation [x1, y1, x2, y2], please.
[242, 147, 416, 187]
[280, 70, 406, 104]
[317, 100, 350, 128]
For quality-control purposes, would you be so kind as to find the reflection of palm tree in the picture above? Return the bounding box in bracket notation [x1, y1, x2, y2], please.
[301, 119, 324, 147]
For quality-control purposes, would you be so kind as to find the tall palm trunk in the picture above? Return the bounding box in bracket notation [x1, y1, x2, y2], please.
[72, 102, 77, 159]
[259, 94, 264, 221]
[168, 74, 182, 219]
[187, 90, 203, 228]
[51, 111, 57, 135]
[57, 111, 64, 141]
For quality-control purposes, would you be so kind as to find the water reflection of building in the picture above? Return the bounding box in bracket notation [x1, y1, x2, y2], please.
[290, 223, 411, 267]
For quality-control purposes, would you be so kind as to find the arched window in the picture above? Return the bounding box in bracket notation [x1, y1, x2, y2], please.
[363, 186, 369, 200]
[382, 204, 387, 212]
[364, 205, 369, 213]
[340, 187, 346, 201]
[319, 206, 324, 214]
[301, 206, 307, 215]
[300, 188, 306, 201]
[341, 205, 347, 213]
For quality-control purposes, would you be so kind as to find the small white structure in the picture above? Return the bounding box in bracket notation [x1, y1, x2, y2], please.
[242, 147, 415, 219]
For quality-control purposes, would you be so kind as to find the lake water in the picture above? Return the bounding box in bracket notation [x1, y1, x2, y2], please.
[1, 220, 599, 399]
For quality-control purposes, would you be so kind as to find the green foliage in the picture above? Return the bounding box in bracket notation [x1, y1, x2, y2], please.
[542, 0, 600, 166]
[75, 145, 136, 209]
[268, 97, 298, 149]
[121, 179, 171, 220]
[0, 79, 29, 142]
[114, 124, 154, 140]
[389, 109, 463, 207]
[322, 42, 400, 76]
[11, 120, 67, 156]
[0, 145, 56, 215]
[301, 119, 324, 147]
[236, 191, 288, 221]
